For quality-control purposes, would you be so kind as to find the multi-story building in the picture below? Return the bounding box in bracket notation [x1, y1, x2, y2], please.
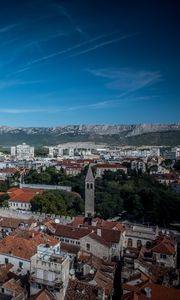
[95, 163, 127, 177]
[131, 159, 146, 173]
[30, 242, 70, 299]
[11, 143, 34, 160]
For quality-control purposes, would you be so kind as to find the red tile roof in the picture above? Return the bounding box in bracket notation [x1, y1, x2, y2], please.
[8, 188, 43, 203]
[2, 278, 23, 296]
[96, 163, 126, 169]
[0, 217, 34, 229]
[87, 232, 110, 247]
[65, 279, 102, 300]
[61, 242, 80, 254]
[151, 236, 175, 255]
[0, 263, 13, 283]
[0, 229, 57, 260]
[52, 223, 91, 240]
[0, 168, 18, 174]
[122, 272, 180, 300]
[138, 282, 180, 300]
[29, 289, 56, 300]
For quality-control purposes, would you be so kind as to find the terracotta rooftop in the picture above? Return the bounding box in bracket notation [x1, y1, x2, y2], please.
[0, 263, 13, 283]
[0, 229, 57, 260]
[151, 236, 175, 255]
[2, 278, 23, 296]
[52, 223, 91, 240]
[0, 168, 18, 174]
[65, 279, 102, 300]
[137, 283, 180, 300]
[78, 253, 115, 296]
[71, 216, 125, 232]
[122, 271, 180, 300]
[86, 232, 110, 247]
[0, 217, 34, 229]
[8, 187, 43, 203]
[29, 289, 56, 300]
[96, 163, 126, 169]
[61, 242, 80, 254]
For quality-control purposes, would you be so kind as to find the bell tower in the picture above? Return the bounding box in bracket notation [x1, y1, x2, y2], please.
[85, 165, 95, 216]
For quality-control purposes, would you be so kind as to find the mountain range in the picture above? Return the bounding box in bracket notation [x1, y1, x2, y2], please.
[0, 124, 179, 147]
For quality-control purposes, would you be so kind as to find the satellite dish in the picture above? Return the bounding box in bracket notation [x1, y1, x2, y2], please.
[70, 269, 75, 275]
[55, 219, 60, 224]
[90, 269, 95, 275]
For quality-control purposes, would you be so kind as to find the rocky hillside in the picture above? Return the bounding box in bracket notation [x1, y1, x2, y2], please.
[0, 124, 179, 146]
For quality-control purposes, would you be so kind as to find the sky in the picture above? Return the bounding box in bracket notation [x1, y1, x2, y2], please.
[0, 0, 179, 127]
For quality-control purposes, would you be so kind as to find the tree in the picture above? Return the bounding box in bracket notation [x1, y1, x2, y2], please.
[34, 148, 49, 157]
[0, 193, 9, 207]
[174, 160, 180, 171]
[0, 181, 8, 192]
[31, 190, 84, 216]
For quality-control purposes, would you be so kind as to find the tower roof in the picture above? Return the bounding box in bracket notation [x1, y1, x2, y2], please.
[85, 165, 94, 182]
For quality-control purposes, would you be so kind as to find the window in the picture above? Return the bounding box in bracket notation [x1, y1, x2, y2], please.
[86, 243, 90, 251]
[160, 254, 167, 259]
[5, 258, 8, 264]
[137, 240, 142, 249]
[19, 261, 23, 268]
[127, 238, 133, 248]
[90, 183, 93, 189]
[87, 183, 89, 189]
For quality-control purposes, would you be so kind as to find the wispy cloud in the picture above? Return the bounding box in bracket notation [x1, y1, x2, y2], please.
[0, 95, 158, 114]
[57, 4, 90, 40]
[0, 24, 18, 33]
[13, 31, 137, 75]
[28, 31, 121, 65]
[0, 79, 45, 89]
[88, 68, 162, 93]
[68, 33, 138, 57]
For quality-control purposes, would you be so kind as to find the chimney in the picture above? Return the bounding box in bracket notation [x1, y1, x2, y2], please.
[97, 228, 101, 236]
[144, 287, 151, 298]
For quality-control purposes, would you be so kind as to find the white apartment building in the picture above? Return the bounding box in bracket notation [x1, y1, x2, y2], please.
[11, 143, 34, 160]
[30, 243, 70, 299]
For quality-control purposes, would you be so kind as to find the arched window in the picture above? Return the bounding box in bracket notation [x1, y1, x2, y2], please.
[137, 239, 142, 248]
[127, 238, 133, 247]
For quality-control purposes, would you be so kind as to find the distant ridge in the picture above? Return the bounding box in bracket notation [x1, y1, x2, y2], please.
[0, 124, 179, 146]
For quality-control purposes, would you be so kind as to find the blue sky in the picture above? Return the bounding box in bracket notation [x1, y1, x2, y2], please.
[0, 0, 179, 126]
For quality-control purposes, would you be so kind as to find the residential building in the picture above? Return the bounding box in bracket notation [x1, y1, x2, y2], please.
[8, 187, 43, 211]
[30, 242, 70, 299]
[124, 225, 158, 249]
[11, 143, 34, 160]
[95, 163, 127, 177]
[0, 278, 27, 299]
[0, 229, 57, 274]
[0, 217, 35, 238]
[131, 160, 146, 173]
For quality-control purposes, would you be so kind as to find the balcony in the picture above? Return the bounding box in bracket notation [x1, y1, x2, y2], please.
[31, 275, 63, 288]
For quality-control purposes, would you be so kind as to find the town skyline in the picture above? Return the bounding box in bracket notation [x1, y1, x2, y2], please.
[0, 0, 179, 126]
